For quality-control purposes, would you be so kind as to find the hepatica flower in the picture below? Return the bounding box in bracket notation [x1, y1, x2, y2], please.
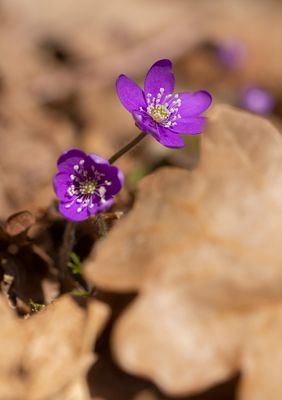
[116, 59, 212, 149]
[240, 86, 275, 115]
[53, 149, 124, 221]
[216, 39, 246, 69]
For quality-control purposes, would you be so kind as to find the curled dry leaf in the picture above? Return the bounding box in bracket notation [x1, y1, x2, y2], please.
[4, 211, 35, 237]
[85, 105, 282, 398]
[0, 295, 109, 400]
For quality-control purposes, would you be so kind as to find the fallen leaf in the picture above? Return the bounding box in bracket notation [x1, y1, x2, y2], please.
[0, 295, 109, 400]
[5, 211, 35, 237]
[0, 296, 26, 399]
[85, 105, 282, 398]
[239, 303, 282, 400]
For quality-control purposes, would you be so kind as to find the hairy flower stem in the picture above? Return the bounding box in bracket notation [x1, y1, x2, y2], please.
[57, 132, 147, 292]
[108, 132, 147, 164]
[59, 220, 76, 292]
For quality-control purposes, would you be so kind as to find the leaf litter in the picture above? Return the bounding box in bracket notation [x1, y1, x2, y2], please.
[86, 105, 282, 399]
[1, 0, 282, 399]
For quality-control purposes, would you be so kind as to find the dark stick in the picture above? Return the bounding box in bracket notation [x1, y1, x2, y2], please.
[108, 132, 147, 164]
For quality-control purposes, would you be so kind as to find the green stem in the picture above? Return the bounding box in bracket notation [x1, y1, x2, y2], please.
[108, 132, 147, 164]
[58, 132, 147, 291]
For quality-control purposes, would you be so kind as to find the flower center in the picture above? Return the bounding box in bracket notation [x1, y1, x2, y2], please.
[150, 104, 170, 123]
[79, 179, 96, 195]
[65, 159, 111, 213]
[143, 88, 182, 128]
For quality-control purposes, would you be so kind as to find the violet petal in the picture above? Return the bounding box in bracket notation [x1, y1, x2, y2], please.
[53, 172, 70, 202]
[59, 202, 92, 222]
[240, 87, 275, 115]
[89, 153, 110, 165]
[171, 116, 206, 134]
[178, 91, 212, 118]
[57, 149, 87, 172]
[54, 149, 124, 221]
[132, 110, 159, 138]
[95, 197, 114, 214]
[158, 127, 185, 148]
[116, 74, 146, 112]
[144, 59, 175, 98]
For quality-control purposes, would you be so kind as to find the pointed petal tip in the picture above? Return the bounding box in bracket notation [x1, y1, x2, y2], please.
[198, 90, 213, 105]
[57, 148, 87, 168]
[151, 59, 172, 68]
[144, 59, 175, 98]
[116, 74, 145, 112]
[89, 153, 109, 165]
[116, 74, 126, 85]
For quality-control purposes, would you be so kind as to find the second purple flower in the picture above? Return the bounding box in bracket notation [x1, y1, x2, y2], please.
[53, 149, 124, 221]
[116, 59, 212, 149]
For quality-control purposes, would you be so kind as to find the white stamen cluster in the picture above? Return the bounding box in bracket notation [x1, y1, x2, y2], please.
[140, 88, 182, 128]
[65, 160, 112, 213]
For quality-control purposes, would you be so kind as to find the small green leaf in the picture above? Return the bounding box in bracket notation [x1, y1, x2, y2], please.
[29, 299, 45, 313]
[67, 251, 82, 275]
[71, 289, 91, 298]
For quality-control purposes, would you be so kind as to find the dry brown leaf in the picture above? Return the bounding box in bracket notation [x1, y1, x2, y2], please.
[0, 296, 26, 399]
[239, 303, 282, 400]
[5, 211, 35, 237]
[85, 105, 282, 398]
[0, 295, 109, 400]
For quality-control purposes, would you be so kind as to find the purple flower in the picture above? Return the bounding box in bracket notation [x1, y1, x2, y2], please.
[216, 39, 246, 69]
[240, 86, 275, 115]
[53, 149, 124, 221]
[116, 59, 212, 149]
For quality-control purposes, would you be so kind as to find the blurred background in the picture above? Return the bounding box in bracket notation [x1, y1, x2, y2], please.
[0, 0, 282, 221]
[0, 1, 282, 400]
